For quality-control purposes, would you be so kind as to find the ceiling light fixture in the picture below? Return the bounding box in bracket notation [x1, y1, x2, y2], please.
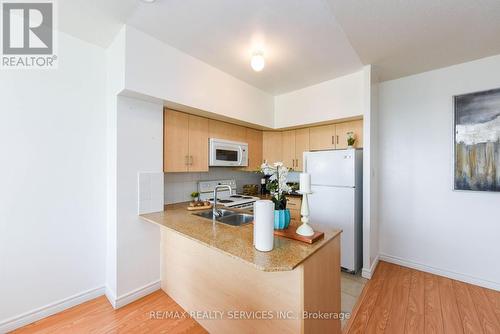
[250, 52, 265, 72]
[140, 0, 156, 3]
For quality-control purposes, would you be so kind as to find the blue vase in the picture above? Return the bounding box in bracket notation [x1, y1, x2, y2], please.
[274, 209, 291, 230]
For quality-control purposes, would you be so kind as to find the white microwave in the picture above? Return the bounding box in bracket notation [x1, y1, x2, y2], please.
[209, 138, 248, 167]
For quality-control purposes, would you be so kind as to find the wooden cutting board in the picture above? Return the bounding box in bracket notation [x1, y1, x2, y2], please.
[274, 226, 324, 244]
[187, 204, 213, 211]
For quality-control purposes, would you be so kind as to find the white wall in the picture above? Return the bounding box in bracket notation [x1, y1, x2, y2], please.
[123, 26, 275, 128]
[378, 54, 500, 289]
[361, 66, 380, 278]
[0, 32, 107, 331]
[104, 25, 126, 303]
[274, 70, 364, 128]
[115, 96, 163, 302]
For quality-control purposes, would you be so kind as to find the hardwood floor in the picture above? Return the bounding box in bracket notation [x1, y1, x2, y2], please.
[11, 262, 500, 334]
[345, 261, 500, 334]
[11, 290, 206, 334]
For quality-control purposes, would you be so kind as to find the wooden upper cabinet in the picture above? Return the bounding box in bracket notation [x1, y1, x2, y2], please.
[335, 120, 363, 149]
[282, 129, 310, 171]
[309, 120, 363, 150]
[209, 119, 245, 142]
[294, 128, 310, 171]
[164, 109, 209, 172]
[187, 115, 209, 172]
[309, 125, 335, 151]
[165, 109, 363, 173]
[164, 109, 189, 172]
[244, 128, 263, 171]
[281, 130, 296, 170]
[263, 131, 283, 164]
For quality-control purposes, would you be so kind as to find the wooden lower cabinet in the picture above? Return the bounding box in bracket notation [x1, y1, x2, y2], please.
[290, 209, 301, 224]
[287, 196, 302, 224]
[161, 227, 341, 334]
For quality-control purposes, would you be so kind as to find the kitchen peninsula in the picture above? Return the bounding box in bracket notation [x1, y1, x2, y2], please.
[140, 203, 342, 334]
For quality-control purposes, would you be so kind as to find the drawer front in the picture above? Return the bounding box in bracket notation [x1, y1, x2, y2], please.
[287, 196, 302, 209]
[290, 208, 301, 224]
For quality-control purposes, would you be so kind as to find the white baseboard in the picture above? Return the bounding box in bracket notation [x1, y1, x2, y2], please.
[0, 286, 105, 333]
[111, 280, 161, 309]
[0, 280, 161, 332]
[380, 253, 500, 291]
[105, 287, 118, 309]
[361, 254, 380, 279]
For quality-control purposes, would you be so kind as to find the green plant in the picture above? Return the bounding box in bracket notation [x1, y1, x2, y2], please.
[190, 191, 199, 201]
[347, 132, 356, 146]
[260, 162, 291, 210]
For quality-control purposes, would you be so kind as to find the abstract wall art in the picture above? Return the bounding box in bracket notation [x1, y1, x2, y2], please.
[454, 88, 500, 192]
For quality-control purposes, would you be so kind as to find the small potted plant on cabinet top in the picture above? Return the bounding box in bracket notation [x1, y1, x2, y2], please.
[347, 131, 356, 149]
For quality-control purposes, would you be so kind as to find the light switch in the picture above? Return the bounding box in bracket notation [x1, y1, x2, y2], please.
[138, 172, 164, 214]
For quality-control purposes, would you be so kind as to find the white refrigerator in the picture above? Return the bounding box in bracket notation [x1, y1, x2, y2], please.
[304, 149, 363, 273]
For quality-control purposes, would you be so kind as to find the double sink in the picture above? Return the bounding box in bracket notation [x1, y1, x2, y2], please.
[193, 208, 254, 226]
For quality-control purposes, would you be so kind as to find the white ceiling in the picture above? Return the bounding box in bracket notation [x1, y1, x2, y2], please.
[58, 0, 137, 48]
[327, 0, 500, 81]
[58, 0, 500, 94]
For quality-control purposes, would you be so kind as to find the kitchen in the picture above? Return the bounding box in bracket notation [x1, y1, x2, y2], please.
[139, 108, 365, 333]
[3, 1, 500, 333]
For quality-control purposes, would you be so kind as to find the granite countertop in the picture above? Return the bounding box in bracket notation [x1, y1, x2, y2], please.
[140, 202, 341, 272]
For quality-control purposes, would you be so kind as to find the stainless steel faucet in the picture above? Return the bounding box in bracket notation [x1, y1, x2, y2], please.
[213, 185, 232, 218]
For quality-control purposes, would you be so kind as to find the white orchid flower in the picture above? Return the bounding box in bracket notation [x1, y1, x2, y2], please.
[260, 161, 292, 209]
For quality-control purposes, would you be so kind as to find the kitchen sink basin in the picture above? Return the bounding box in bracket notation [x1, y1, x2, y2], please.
[193, 208, 237, 220]
[193, 209, 254, 226]
[218, 213, 254, 226]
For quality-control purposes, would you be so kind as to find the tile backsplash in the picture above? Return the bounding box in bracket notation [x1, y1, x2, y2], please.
[287, 171, 300, 183]
[164, 168, 262, 204]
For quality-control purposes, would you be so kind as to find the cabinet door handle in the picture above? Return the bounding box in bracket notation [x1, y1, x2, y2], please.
[336, 135, 339, 145]
[332, 136, 334, 145]
[185, 155, 189, 165]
